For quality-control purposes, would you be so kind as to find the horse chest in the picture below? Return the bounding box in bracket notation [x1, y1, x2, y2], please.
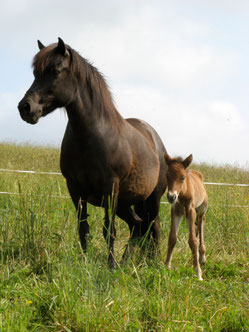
[61, 145, 109, 192]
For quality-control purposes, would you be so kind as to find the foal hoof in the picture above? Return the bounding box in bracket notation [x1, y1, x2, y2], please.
[199, 256, 207, 265]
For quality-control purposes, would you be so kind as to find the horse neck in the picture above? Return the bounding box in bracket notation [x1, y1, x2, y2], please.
[66, 70, 123, 137]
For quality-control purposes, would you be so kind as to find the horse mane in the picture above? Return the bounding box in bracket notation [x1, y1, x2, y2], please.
[32, 43, 122, 125]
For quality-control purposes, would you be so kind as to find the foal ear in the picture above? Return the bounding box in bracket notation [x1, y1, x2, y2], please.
[164, 152, 171, 165]
[37, 40, 45, 50]
[183, 154, 193, 169]
[57, 37, 69, 57]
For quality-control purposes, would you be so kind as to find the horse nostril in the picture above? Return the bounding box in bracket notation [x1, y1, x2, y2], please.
[22, 102, 30, 113]
[167, 192, 177, 203]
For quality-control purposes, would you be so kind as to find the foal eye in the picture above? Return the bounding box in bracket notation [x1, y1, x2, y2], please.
[180, 176, 185, 182]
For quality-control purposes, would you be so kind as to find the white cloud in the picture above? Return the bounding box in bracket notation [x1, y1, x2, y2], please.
[114, 85, 248, 165]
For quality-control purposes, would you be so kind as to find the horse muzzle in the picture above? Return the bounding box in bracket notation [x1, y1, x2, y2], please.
[18, 99, 42, 125]
[167, 191, 178, 204]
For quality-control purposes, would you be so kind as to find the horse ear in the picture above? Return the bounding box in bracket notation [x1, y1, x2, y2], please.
[164, 152, 171, 165]
[183, 154, 193, 169]
[37, 40, 45, 50]
[57, 37, 68, 56]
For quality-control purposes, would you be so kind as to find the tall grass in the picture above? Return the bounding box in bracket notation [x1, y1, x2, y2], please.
[0, 143, 248, 331]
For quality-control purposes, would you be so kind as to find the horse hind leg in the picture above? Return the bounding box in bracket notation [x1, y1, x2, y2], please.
[133, 193, 163, 258]
[134, 195, 161, 242]
[197, 214, 206, 265]
[116, 205, 143, 260]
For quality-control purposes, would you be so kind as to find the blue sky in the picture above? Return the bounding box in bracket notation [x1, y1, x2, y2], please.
[0, 0, 249, 167]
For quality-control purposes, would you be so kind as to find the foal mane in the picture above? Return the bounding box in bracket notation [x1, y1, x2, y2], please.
[167, 157, 184, 165]
[33, 43, 122, 125]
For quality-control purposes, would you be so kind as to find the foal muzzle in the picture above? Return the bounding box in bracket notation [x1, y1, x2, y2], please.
[167, 191, 177, 204]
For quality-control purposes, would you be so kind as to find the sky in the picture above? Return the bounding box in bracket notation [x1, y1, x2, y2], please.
[0, 0, 249, 168]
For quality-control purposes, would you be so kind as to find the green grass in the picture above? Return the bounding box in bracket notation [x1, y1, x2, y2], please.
[0, 143, 248, 331]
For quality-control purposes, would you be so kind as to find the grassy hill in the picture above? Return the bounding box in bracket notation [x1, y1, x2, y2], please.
[0, 143, 248, 331]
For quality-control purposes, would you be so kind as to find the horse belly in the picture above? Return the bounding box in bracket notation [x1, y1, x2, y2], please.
[119, 159, 159, 202]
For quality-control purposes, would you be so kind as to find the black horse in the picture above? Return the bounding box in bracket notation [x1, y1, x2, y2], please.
[18, 38, 168, 267]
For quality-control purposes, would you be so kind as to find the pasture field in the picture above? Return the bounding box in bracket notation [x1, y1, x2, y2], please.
[0, 143, 248, 331]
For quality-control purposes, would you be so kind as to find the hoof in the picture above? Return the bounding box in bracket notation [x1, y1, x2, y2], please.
[200, 256, 206, 265]
[108, 258, 117, 271]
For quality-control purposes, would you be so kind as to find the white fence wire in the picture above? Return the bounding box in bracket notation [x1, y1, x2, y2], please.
[0, 168, 248, 207]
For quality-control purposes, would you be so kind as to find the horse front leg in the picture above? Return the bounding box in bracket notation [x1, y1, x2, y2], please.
[66, 180, 89, 252]
[102, 183, 119, 269]
[165, 205, 183, 269]
[187, 207, 203, 280]
[197, 214, 206, 265]
[78, 199, 89, 252]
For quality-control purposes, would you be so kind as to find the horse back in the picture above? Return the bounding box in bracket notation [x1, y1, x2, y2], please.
[126, 118, 167, 164]
[188, 170, 208, 210]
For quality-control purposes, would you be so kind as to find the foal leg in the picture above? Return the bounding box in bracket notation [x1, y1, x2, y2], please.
[165, 205, 183, 269]
[66, 180, 89, 252]
[198, 214, 206, 265]
[187, 207, 203, 280]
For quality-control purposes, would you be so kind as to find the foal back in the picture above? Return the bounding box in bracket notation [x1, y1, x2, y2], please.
[187, 170, 208, 212]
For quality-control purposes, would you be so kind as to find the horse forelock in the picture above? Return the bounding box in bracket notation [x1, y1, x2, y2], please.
[32, 43, 85, 77]
[32, 44, 58, 75]
[168, 157, 184, 166]
[167, 157, 189, 177]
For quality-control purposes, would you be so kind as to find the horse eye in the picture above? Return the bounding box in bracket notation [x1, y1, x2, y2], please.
[52, 69, 60, 75]
[180, 176, 185, 182]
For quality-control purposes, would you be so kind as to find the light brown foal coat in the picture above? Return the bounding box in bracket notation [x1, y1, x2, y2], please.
[165, 154, 208, 280]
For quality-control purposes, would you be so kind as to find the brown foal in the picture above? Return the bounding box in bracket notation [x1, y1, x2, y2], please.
[164, 153, 208, 280]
